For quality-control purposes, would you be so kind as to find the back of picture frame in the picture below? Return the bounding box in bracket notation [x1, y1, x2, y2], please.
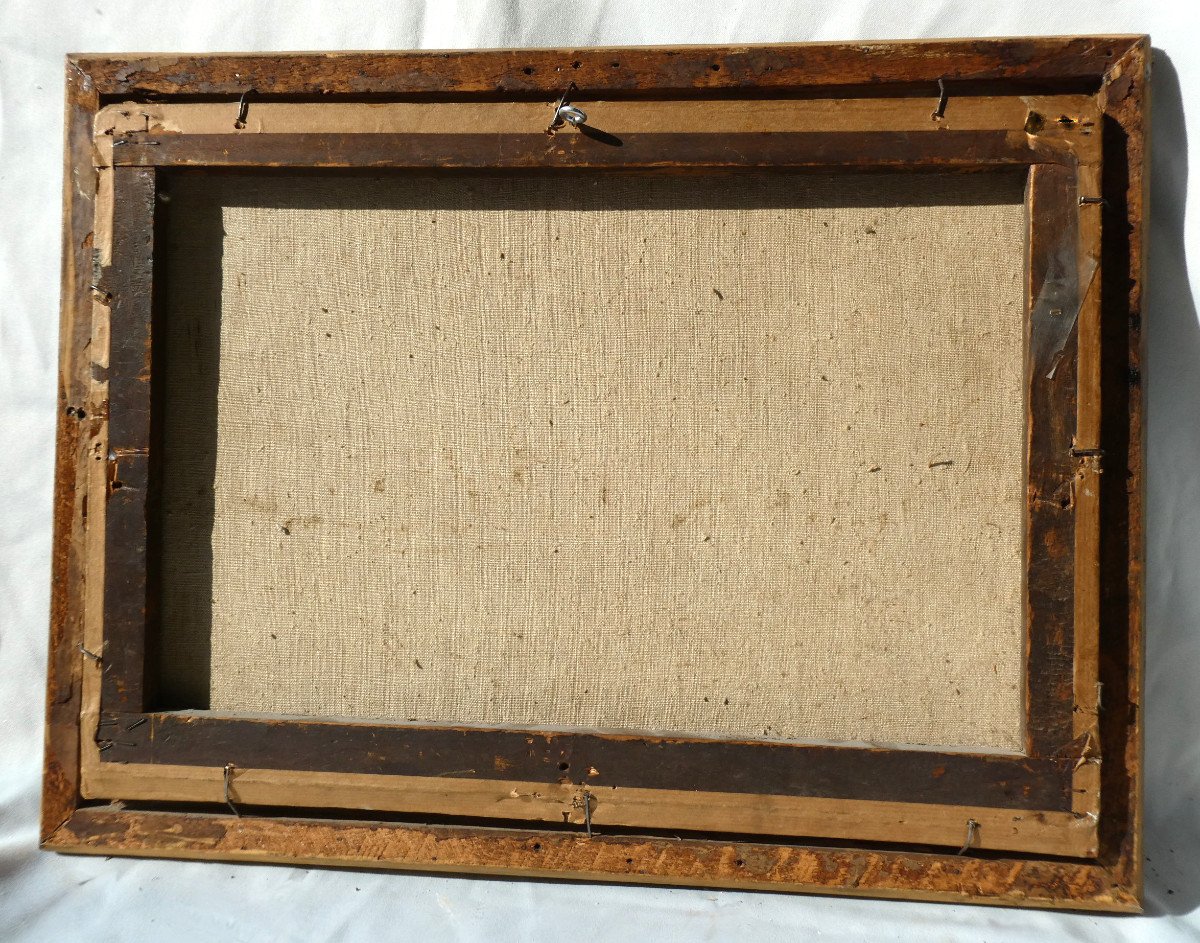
[44, 36, 1148, 911]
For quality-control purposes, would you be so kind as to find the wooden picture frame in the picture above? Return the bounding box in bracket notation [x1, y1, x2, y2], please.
[44, 36, 1148, 911]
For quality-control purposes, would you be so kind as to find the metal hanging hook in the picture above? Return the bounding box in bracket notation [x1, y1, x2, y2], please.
[548, 82, 587, 132]
[556, 104, 587, 127]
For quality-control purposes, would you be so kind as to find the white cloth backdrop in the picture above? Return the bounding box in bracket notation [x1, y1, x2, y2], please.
[1, 2, 1197, 939]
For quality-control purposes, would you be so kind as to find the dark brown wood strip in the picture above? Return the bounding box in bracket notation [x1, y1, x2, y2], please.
[103, 712, 1074, 810]
[75, 38, 1132, 100]
[110, 130, 1052, 170]
[100, 166, 158, 714]
[1024, 163, 1080, 757]
[101, 454, 151, 713]
[106, 167, 156, 452]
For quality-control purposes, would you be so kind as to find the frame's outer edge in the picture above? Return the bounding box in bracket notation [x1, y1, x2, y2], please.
[42, 60, 101, 842]
[46, 806, 1141, 912]
[1095, 34, 1149, 909]
[42, 37, 1149, 912]
[71, 36, 1139, 99]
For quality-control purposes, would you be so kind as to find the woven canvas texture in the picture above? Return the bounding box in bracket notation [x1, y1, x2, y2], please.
[158, 171, 1026, 750]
